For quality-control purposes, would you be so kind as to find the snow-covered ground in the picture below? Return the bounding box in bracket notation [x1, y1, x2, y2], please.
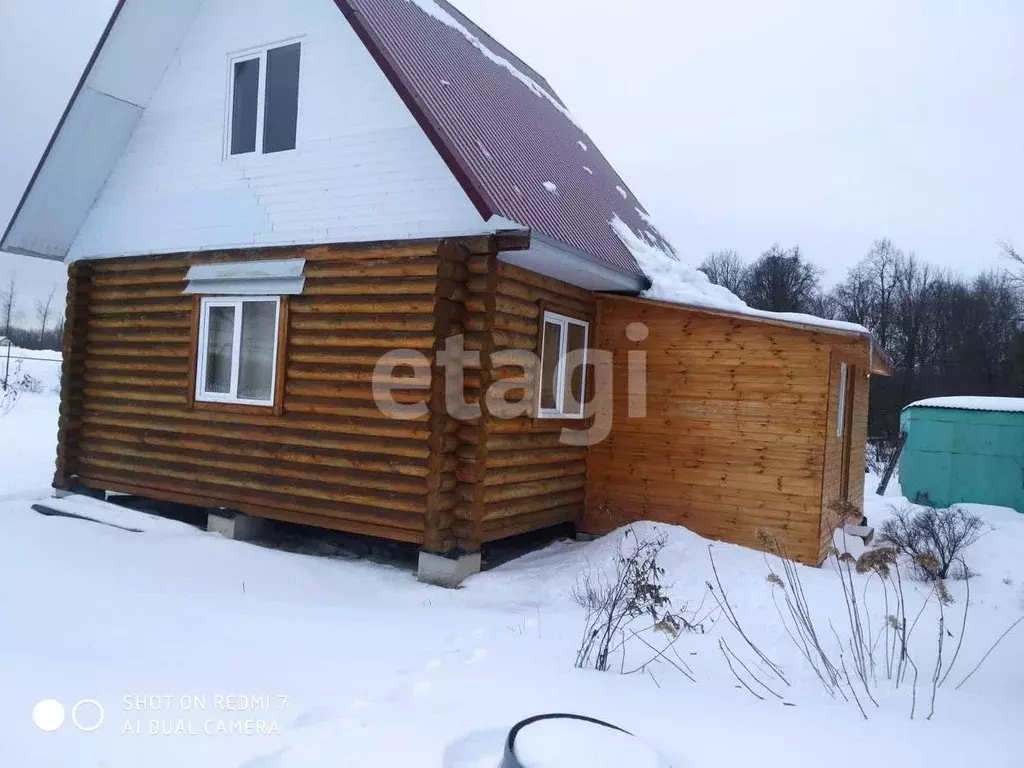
[1, 387, 1022, 767]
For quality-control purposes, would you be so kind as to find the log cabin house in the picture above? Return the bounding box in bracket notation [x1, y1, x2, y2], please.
[2, 0, 889, 583]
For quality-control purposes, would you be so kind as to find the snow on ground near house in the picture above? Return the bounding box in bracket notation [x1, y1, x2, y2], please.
[906, 396, 1024, 413]
[1, 395, 1022, 767]
[0, 346, 61, 499]
[609, 215, 872, 337]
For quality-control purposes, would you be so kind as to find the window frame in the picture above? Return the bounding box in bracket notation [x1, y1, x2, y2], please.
[194, 296, 282, 408]
[836, 362, 849, 437]
[536, 309, 590, 420]
[224, 38, 303, 158]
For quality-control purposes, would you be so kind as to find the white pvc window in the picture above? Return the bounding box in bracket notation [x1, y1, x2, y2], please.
[227, 41, 301, 156]
[196, 297, 280, 406]
[836, 362, 849, 437]
[537, 311, 589, 419]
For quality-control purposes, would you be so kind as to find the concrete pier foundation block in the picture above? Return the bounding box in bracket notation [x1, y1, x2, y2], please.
[207, 510, 264, 541]
[417, 551, 481, 588]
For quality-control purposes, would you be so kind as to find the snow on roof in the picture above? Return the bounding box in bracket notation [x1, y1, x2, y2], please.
[345, 0, 660, 278]
[403, 0, 582, 129]
[609, 215, 871, 336]
[542, 181, 558, 194]
[905, 397, 1024, 413]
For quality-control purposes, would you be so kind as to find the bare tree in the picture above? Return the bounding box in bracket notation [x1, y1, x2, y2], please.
[34, 286, 56, 344]
[742, 245, 823, 313]
[0, 273, 15, 337]
[1001, 240, 1023, 285]
[699, 250, 747, 295]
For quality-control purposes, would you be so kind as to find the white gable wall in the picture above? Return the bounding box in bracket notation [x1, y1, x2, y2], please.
[67, 0, 488, 261]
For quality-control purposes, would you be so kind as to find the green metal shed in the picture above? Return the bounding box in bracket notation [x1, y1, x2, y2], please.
[899, 397, 1024, 512]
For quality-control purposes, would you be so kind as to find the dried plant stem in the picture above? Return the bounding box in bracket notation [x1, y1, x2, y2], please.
[718, 638, 764, 701]
[955, 614, 1024, 691]
[927, 595, 945, 720]
[708, 546, 789, 685]
[939, 560, 970, 687]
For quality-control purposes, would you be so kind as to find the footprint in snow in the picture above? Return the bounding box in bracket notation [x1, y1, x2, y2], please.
[465, 648, 487, 665]
[412, 680, 433, 697]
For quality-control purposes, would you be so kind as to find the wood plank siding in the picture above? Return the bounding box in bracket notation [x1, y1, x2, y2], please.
[56, 236, 506, 551]
[584, 296, 875, 565]
[817, 351, 871, 562]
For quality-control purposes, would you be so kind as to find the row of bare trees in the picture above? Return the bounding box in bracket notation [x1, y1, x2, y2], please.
[700, 241, 1024, 436]
[0, 273, 62, 350]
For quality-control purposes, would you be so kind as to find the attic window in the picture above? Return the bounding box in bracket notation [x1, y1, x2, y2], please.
[228, 42, 301, 156]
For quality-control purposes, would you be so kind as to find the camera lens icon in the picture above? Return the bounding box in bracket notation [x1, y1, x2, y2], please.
[32, 699, 105, 732]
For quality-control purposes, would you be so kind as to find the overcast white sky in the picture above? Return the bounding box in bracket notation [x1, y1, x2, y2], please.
[1, 0, 1021, 323]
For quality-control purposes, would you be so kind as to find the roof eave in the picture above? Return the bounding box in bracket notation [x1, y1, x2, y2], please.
[0, 0, 129, 254]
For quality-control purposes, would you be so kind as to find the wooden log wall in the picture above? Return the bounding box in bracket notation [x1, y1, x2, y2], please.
[585, 297, 872, 565]
[452, 260, 595, 550]
[54, 261, 93, 488]
[59, 237, 496, 549]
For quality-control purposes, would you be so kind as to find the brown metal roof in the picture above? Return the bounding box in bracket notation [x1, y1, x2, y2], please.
[338, 0, 670, 279]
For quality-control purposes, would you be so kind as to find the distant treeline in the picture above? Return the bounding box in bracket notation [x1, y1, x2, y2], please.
[700, 240, 1024, 438]
[0, 272, 62, 352]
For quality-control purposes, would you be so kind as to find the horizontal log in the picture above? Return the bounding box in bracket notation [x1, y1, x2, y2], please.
[285, 378, 430, 401]
[284, 394, 426, 418]
[83, 372, 187, 388]
[288, 332, 435, 350]
[80, 425, 432, 477]
[465, 294, 538, 320]
[288, 348, 431, 367]
[284, 385, 427, 407]
[286, 363, 431, 386]
[78, 409, 433, 459]
[496, 261, 593, 303]
[477, 504, 582, 542]
[481, 446, 589, 468]
[78, 454, 430, 514]
[75, 470, 427, 541]
[79, 438, 439, 496]
[472, 475, 585, 504]
[303, 258, 439, 279]
[83, 397, 431, 438]
[290, 297, 435, 314]
[82, 384, 188, 405]
[88, 315, 191, 330]
[482, 489, 586, 521]
[86, 343, 192, 359]
[88, 299, 193, 315]
[473, 461, 587, 487]
[93, 285, 186, 301]
[290, 314, 436, 332]
[90, 269, 187, 288]
[83, 358, 190, 375]
[303, 277, 437, 296]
